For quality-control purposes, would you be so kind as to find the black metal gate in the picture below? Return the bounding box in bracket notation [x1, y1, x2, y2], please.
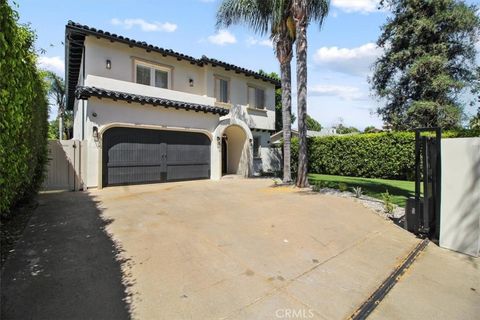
[102, 127, 210, 187]
[405, 128, 442, 240]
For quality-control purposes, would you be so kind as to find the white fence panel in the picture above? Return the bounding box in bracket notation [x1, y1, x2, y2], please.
[440, 137, 480, 257]
[43, 140, 83, 191]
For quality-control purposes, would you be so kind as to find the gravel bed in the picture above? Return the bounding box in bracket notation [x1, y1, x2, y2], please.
[313, 187, 405, 220]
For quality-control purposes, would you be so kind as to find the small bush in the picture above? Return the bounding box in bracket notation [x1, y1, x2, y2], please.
[311, 182, 322, 192]
[338, 182, 348, 192]
[382, 190, 395, 214]
[352, 186, 363, 198]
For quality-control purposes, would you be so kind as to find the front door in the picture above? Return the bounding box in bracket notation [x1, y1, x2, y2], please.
[222, 137, 228, 174]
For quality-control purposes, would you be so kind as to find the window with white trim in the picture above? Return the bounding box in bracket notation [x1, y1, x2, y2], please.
[135, 61, 171, 89]
[215, 77, 229, 103]
[248, 86, 265, 109]
[253, 136, 261, 158]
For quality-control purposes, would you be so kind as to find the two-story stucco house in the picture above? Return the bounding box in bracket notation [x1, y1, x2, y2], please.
[66, 21, 281, 188]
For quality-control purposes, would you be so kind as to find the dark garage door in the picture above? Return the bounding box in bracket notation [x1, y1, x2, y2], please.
[103, 127, 210, 187]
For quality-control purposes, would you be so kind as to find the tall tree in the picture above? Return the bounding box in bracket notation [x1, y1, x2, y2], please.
[372, 0, 480, 130]
[45, 71, 66, 139]
[216, 0, 296, 183]
[291, 0, 329, 187]
[258, 71, 296, 138]
[305, 114, 322, 131]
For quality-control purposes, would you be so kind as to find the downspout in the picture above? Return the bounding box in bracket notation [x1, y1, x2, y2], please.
[81, 44, 86, 140]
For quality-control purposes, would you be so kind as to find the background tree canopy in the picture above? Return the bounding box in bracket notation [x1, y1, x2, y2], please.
[306, 114, 322, 131]
[372, 0, 480, 130]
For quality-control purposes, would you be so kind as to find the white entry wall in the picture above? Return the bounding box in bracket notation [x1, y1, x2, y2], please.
[439, 137, 480, 257]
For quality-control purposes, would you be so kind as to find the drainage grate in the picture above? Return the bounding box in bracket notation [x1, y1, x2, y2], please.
[349, 239, 429, 320]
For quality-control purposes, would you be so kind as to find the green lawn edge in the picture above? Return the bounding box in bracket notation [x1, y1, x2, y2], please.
[308, 174, 416, 207]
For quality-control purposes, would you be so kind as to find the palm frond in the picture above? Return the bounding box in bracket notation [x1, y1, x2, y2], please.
[215, 0, 272, 35]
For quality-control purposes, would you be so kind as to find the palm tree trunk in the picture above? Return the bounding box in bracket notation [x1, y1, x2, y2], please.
[294, 1, 308, 188]
[281, 60, 292, 183]
[58, 107, 64, 140]
[276, 35, 294, 184]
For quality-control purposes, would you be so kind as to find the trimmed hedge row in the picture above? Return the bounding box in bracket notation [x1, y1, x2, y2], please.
[291, 130, 479, 181]
[0, 2, 49, 215]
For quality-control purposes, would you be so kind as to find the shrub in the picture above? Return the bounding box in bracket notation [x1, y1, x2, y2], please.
[381, 190, 395, 214]
[338, 182, 348, 192]
[291, 129, 479, 180]
[0, 2, 49, 215]
[352, 186, 363, 198]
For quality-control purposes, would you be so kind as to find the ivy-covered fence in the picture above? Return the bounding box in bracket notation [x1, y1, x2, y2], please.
[0, 2, 49, 215]
[291, 130, 479, 181]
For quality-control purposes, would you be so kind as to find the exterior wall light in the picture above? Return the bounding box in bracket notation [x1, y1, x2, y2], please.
[189, 78, 194, 87]
[106, 59, 111, 69]
[93, 126, 99, 141]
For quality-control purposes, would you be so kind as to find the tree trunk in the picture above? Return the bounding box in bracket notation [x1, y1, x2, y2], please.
[294, 1, 308, 188]
[276, 34, 294, 184]
[281, 60, 292, 183]
[58, 107, 64, 140]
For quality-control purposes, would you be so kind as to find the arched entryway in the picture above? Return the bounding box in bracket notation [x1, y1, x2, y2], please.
[222, 125, 249, 176]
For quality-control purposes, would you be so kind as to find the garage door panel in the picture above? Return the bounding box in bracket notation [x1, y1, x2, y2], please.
[166, 144, 210, 165]
[166, 164, 210, 182]
[107, 166, 165, 185]
[103, 127, 210, 187]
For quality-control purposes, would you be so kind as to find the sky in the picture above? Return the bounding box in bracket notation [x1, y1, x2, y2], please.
[17, 0, 479, 129]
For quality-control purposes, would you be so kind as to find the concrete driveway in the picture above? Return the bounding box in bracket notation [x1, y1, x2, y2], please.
[87, 179, 420, 319]
[3, 179, 477, 319]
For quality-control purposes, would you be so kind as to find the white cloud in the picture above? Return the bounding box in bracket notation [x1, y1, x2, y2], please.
[313, 42, 382, 76]
[332, 0, 380, 13]
[207, 30, 237, 46]
[110, 18, 177, 32]
[246, 37, 273, 48]
[309, 84, 367, 101]
[38, 56, 64, 75]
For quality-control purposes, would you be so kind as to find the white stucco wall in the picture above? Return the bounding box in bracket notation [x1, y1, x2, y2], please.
[439, 137, 480, 257]
[71, 36, 279, 186]
[84, 37, 206, 96]
[204, 65, 276, 130]
[82, 37, 276, 130]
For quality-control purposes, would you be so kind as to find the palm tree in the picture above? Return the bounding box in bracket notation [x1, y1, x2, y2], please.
[216, 0, 295, 183]
[45, 71, 66, 140]
[291, 0, 329, 187]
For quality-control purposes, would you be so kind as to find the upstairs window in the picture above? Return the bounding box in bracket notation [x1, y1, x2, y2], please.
[215, 77, 229, 103]
[248, 86, 265, 109]
[135, 61, 171, 89]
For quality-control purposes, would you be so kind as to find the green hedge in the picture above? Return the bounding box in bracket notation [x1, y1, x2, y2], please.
[0, 2, 49, 215]
[291, 130, 479, 181]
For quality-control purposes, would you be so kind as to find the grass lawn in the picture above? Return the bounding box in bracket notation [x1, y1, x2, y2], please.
[308, 174, 416, 207]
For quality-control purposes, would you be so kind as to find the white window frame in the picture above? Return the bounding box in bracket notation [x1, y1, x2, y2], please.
[134, 60, 172, 89]
[247, 85, 266, 109]
[214, 75, 230, 104]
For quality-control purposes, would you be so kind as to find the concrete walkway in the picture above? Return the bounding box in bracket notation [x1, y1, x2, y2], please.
[2, 179, 477, 319]
[370, 244, 480, 320]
